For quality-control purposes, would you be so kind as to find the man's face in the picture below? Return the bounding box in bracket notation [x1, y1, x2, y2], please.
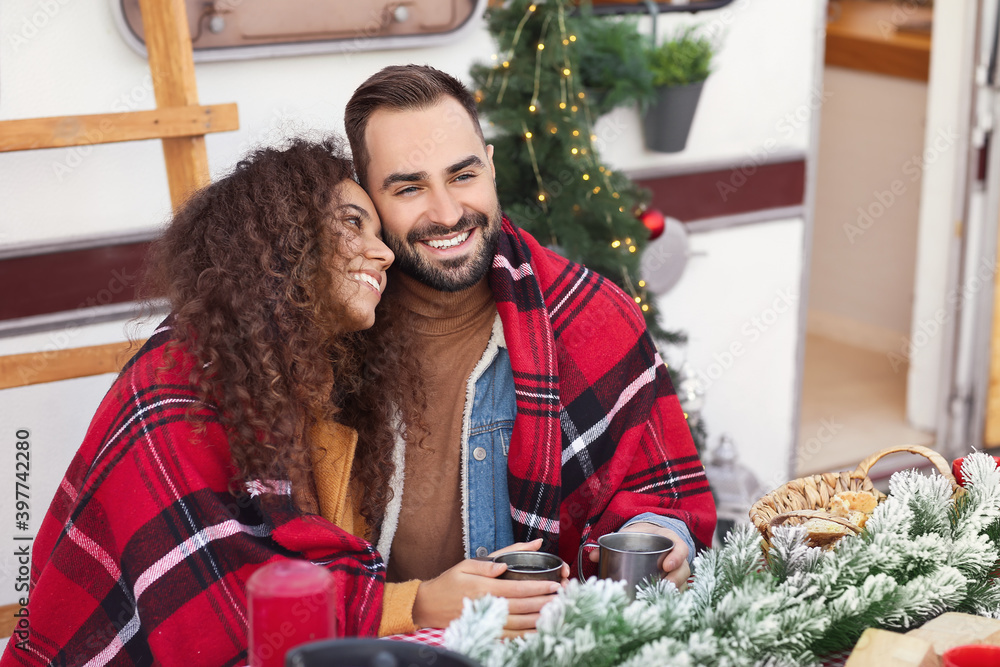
[362, 96, 502, 292]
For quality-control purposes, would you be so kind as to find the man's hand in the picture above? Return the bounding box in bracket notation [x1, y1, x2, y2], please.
[412, 538, 565, 632]
[588, 522, 691, 589]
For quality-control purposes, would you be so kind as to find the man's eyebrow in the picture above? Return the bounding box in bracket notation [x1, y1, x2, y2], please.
[380, 170, 428, 192]
[379, 156, 485, 192]
[447, 155, 485, 174]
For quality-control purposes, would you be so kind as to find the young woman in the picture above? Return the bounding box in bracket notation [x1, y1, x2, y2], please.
[2, 138, 426, 666]
[3, 137, 557, 667]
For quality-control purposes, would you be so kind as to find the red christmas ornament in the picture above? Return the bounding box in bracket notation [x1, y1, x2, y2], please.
[639, 208, 666, 240]
[952, 455, 1000, 487]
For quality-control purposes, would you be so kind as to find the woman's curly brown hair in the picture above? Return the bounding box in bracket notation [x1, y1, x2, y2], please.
[146, 136, 423, 534]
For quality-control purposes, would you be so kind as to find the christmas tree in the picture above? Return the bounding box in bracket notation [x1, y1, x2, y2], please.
[470, 0, 710, 450]
[470, 0, 674, 341]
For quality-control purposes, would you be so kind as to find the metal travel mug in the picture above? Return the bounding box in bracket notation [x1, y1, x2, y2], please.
[576, 532, 673, 599]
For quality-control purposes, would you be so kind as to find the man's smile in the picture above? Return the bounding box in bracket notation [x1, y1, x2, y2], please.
[421, 228, 475, 252]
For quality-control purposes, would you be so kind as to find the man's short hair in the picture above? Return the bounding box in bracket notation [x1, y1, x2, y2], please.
[345, 64, 483, 187]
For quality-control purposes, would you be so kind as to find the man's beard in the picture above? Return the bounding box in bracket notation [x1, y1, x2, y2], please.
[384, 208, 502, 292]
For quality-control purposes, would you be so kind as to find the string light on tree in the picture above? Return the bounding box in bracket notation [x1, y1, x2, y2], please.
[470, 0, 683, 345]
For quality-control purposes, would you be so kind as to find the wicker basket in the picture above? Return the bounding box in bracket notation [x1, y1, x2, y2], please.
[749, 444, 959, 552]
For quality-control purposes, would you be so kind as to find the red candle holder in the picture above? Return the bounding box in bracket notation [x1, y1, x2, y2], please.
[247, 560, 336, 667]
[942, 644, 1000, 667]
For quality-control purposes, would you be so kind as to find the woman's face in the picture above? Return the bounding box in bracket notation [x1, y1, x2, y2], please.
[331, 180, 394, 331]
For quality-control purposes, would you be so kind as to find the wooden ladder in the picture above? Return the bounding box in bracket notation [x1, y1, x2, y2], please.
[0, 0, 237, 391]
[0, 0, 236, 637]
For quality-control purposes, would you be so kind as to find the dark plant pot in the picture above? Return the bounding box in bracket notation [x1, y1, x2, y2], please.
[641, 80, 706, 153]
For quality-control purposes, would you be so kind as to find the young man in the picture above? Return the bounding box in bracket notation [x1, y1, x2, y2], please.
[345, 65, 716, 632]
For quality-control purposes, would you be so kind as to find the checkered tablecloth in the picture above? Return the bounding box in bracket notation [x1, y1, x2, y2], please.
[385, 627, 445, 646]
[820, 649, 851, 667]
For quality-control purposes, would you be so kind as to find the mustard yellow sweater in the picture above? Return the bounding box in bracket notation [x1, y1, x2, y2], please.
[311, 421, 420, 637]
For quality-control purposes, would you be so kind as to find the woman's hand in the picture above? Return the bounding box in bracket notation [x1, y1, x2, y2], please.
[412, 538, 564, 632]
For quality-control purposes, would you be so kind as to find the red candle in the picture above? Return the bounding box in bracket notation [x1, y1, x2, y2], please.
[943, 644, 1000, 667]
[247, 560, 336, 667]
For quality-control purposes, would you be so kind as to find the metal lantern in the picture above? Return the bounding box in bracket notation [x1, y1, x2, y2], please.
[703, 434, 764, 546]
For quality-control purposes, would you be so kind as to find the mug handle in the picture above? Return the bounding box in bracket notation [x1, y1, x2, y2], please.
[576, 541, 600, 583]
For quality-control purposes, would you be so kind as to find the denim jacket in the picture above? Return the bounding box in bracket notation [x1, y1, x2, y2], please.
[463, 316, 516, 558]
[462, 317, 696, 565]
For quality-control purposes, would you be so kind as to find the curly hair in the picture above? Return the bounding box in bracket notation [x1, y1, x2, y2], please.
[146, 136, 423, 534]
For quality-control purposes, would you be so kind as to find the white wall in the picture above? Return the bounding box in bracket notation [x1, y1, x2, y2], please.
[807, 67, 928, 354]
[655, 218, 805, 493]
[0, 0, 822, 247]
[0, 0, 825, 603]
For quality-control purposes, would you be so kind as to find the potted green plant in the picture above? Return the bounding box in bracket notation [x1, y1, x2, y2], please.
[573, 14, 655, 118]
[642, 26, 716, 153]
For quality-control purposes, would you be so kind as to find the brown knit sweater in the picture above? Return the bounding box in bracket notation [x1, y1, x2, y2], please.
[386, 274, 497, 583]
[310, 420, 420, 636]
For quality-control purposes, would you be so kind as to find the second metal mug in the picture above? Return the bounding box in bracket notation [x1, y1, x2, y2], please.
[481, 551, 565, 582]
[576, 532, 673, 599]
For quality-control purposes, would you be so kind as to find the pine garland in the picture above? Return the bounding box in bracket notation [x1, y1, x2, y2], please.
[444, 452, 1000, 666]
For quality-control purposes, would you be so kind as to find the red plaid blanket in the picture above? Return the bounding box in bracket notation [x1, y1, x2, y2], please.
[492, 219, 716, 570]
[1, 324, 385, 667]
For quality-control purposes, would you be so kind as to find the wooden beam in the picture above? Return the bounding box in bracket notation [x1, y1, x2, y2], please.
[0, 340, 144, 390]
[0, 104, 238, 153]
[138, 0, 208, 210]
[825, 0, 932, 82]
[0, 603, 22, 640]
